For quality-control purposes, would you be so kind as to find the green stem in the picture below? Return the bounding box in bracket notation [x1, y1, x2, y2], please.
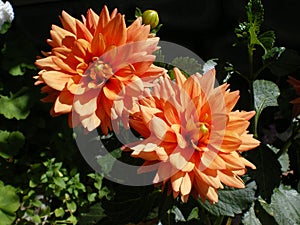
[248, 44, 257, 135]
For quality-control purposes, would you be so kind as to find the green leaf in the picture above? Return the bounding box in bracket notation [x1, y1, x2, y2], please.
[96, 148, 122, 175]
[9, 63, 36, 76]
[53, 177, 66, 189]
[246, 145, 281, 201]
[0, 130, 25, 159]
[79, 203, 106, 225]
[198, 181, 256, 217]
[171, 56, 203, 75]
[171, 206, 186, 222]
[262, 46, 285, 61]
[258, 30, 275, 50]
[186, 207, 199, 221]
[0, 181, 20, 225]
[0, 22, 12, 34]
[259, 185, 300, 225]
[0, 87, 32, 120]
[242, 203, 262, 225]
[253, 79, 280, 114]
[66, 201, 77, 213]
[253, 80, 280, 135]
[54, 207, 65, 218]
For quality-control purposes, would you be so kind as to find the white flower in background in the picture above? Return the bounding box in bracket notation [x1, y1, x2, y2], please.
[0, 1, 14, 30]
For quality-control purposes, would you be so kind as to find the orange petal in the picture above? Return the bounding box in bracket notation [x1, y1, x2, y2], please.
[52, 90, 73, 114]
[41, 71, 72, 91]
[102, 13, 126, 46]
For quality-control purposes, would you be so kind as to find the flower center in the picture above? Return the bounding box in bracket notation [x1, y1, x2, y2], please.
[85, 59, 113, 88]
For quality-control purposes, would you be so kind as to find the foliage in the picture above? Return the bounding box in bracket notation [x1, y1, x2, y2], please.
[0, 0, 299, 225]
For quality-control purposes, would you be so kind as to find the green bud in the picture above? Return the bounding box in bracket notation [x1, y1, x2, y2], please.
[142, 10, 159, 29]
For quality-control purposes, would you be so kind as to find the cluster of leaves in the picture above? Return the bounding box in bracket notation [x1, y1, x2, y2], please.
[0, 21, 113, 225]
[0, 0, 299, 225]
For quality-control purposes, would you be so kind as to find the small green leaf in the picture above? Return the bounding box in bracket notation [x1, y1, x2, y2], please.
[0, 130, 25, 159]
[186, 207, 199, 221]
[32, 215, 41, 223]
[171, 206, 186, 222]
[259, 185, 300, 225]
[242, 203, 262, 225]
[0, 87, 32, 120]
[53, 177, 66, 189]
[0, 22, 12, 34]
[262, 46, 285, 61]
[54, 207, 65, 218]
[9, 63, 36, 76]
[66, 201, 77, 213]
[0, 181, 20, 225]
[198, 181, 256, 217]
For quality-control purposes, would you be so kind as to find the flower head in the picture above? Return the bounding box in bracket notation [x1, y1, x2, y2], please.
[0, 0, 14, 30]
[287, 76, 300, 117]
[35, 5, 165, 134]
[126, 68, 260, 203]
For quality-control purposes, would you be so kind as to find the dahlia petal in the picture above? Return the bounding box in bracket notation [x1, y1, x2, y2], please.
[224, 90, 240, 112]
[124, 76, 144, 97]
[199, 68, 216, 95]
[59, 10, 76, 34]
[80, 112, 101, 131]
[91, 33, 106, 56]
[218, 170, 245, 188]
[95, 5, 110, 34]
[194, 168, 222, 189]
[219, 152, 248, 170]
[169, 147, 192, 171]
[41, 71, 72, 91]
[103, 78, 124, 100]
[171, 171, 184, 192]
[73, 91, 98, 117]
[35, 56, 61, 70]
[52, 90, 73, 115]
[127, 17, 150, 42]
[173, 67, 187, 88]
[199, 150, 226, 171]
[85, 9, 99, 35]
[52, 57, 77, 74]
[238, 132, 260, 151]
[231, 110, 256, 121]
[210, 130, 242, 153]
[149, 117, 177, 142]
[180, 172, 192, 196]
[226, 116, 249, 135]
[75, 19, 93, 42]
[153, 162, 173, 183]
[102, 13, 127, 46]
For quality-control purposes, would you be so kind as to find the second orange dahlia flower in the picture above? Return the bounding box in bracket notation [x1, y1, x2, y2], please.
[126, 68, 260, 203]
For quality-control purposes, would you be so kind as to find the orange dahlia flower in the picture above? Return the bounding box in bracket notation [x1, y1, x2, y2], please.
[126, 68, 260, 203]
[34, 5, 165, 134]
[287, 76, 300, 117]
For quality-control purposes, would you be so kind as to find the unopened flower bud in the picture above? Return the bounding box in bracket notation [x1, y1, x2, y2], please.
[142, 10, 159, 29]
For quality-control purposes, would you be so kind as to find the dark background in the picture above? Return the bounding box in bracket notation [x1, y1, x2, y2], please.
[10, 0, 300, 62]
